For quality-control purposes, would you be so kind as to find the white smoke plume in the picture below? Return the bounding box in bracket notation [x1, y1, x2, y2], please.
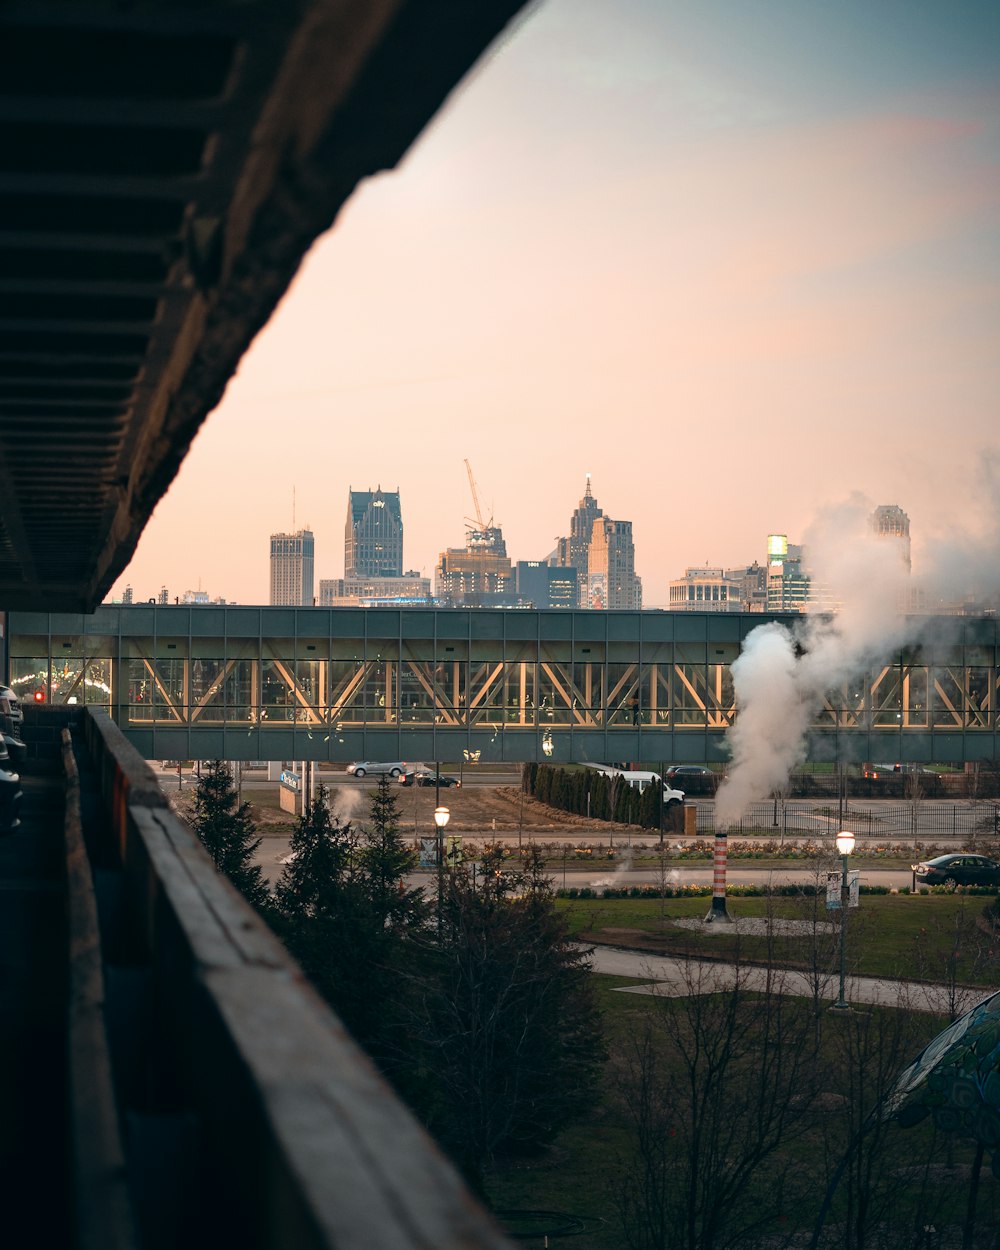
[714, 469, 1000, 830]
[329, 784, 364, 825]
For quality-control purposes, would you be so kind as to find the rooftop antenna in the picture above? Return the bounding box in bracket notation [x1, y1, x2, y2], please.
[292, 485, 296, 530]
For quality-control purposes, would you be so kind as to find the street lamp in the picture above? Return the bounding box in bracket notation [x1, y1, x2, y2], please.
[831, 830, 855, 1013]
[434, 804, 450, 932]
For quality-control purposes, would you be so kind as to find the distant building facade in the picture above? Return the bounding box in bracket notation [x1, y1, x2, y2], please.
[515, 561, 578, 608]
[565, 476, 603, 605]
[552, 476, 641, 609]
[870, 504, 911, 573]
[346, 488, 403, 578]
[435, 524, 515, 606]
[270, 529, 315, 606]
[588, 518, 642, 610]
[669, 568, 737, 611]
[766, 534, 810, 611]
[668, 562, 768, 612]
[318, 574, 430, 606]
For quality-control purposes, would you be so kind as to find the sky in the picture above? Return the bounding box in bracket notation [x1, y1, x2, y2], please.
[110, 0, 1000, 608]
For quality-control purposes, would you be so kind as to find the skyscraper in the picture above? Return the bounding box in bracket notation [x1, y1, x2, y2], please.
[564, 475, 603, 605]
[270, 529, 315, 605]
[588, 517, 642, 609]
[870, 504, 911, 573]
[765, 534, 810, 611]
[346, 488, 403, 578]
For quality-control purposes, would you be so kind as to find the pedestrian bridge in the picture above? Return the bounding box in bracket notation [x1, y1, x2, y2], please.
[8, 605, 999, 765]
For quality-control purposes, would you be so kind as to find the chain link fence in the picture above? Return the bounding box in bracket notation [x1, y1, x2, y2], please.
[691, 799, 1000, 846]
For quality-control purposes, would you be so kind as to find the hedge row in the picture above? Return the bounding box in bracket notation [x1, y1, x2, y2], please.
[523, 763, 663, 829]
[558, 883, 1000, 900]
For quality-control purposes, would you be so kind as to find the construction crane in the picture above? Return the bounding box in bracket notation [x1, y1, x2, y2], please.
[464, 458, 489, 531]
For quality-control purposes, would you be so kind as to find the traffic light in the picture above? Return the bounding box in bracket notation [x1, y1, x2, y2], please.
[33, 687, 46, 703]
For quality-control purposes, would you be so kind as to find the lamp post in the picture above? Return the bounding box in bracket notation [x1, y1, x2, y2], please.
[434, 803, 450, 933]
[831, 830, 855, 1013]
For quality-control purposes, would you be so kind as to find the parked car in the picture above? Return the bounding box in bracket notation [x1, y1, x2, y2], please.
[346, 760, 408, 778]
[911, 854, 1000, 887]
[863, 761, 934, 779]
[0, 686, 23, 737]
[0, 737, 23, 833]
[664, 765, 717, 794]
[400, 769, 461, 788]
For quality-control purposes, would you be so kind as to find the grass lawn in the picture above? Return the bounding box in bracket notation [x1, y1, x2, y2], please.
[484, 976, 642, 1250]
[557, 892, 1000, 985]
[484, 972, 993, 1249]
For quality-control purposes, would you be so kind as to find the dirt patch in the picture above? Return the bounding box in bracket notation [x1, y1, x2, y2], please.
[163, 778, 645, 840]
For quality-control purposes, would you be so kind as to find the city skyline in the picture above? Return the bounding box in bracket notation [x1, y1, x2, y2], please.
[108, 0, 1000, 608]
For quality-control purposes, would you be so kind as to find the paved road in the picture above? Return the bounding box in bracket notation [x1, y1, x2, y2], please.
[550, 864, 921, 891]
[586, 944, 989, 1016]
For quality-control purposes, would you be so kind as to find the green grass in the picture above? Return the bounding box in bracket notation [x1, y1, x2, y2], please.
[484, 976, 641, 1250]
[557, 893, 999, 984]
[484, 973, 993, 1249]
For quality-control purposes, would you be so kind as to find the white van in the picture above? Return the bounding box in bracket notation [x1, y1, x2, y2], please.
[588, 765, 685, 805]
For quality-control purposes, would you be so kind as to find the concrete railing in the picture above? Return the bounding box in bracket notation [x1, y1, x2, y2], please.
[69, 709, 512, 1250]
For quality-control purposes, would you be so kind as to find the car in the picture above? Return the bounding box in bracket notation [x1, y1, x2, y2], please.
[863, 761, 934, 779]
[664, 765, 717, 794]
[346, 760, 408, 778]
[400, 769, 461, 788]
[911, 854, 1000, 887]
[0, 736, 22, 833]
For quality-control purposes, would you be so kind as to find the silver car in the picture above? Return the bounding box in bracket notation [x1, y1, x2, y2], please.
[346, 761, 408, 778]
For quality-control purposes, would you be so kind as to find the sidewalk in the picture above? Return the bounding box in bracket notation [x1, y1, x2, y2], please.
[587, 936, 992, 1016]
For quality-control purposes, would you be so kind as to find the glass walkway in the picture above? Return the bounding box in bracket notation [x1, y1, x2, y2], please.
[7, 606, 998, 765]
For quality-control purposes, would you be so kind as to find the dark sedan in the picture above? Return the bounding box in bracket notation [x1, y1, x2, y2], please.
[664, 765, 717, 794]
[911, 854, 1000, 887]
[399, 769, 461, 788]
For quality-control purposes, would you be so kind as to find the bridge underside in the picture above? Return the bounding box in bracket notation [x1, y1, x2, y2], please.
[9, 606, 1000, 765]
[0, 0, 528, 611]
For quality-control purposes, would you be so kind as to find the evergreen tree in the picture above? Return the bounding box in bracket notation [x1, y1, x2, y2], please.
[192, 760, 270, 911]
[274, 783, 356, 923]
[405, 842, 604, 1193]
[274, 780, 428, 1085]
[358, 774, 426, 933]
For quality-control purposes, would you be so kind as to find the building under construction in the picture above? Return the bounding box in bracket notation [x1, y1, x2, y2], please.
[435, 524, 515, 606]
[435, 463, 516, 605]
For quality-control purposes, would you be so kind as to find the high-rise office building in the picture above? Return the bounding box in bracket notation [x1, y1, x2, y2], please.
[588, 517, 642, 610]
[766, 534, 810, 611]
[515, 561, 578, 608]
[870, 504, 911, 573]
[270, 529, 315, 605]
[563, 475, 603, 606]
[346, 487, 403, 578]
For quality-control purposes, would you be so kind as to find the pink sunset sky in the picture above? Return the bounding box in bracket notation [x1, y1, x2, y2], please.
[110, 0, 1000, 607]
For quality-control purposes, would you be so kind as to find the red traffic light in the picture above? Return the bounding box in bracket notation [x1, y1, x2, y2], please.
[33, 687, 46, 703]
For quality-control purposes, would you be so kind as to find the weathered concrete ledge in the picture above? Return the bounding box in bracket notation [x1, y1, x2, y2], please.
[71, 708, 512, 1248]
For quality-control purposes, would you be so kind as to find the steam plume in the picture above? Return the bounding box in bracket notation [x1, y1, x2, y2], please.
[714, 474, 1000, 829]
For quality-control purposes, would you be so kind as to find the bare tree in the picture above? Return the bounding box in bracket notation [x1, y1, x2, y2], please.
[813, 991, 956, 1250]
[611, 953, 818, 1250]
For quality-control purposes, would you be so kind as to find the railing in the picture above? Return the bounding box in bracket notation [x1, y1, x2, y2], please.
[690, 799, 1000, 846]
[66, 708, 512, 1250]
